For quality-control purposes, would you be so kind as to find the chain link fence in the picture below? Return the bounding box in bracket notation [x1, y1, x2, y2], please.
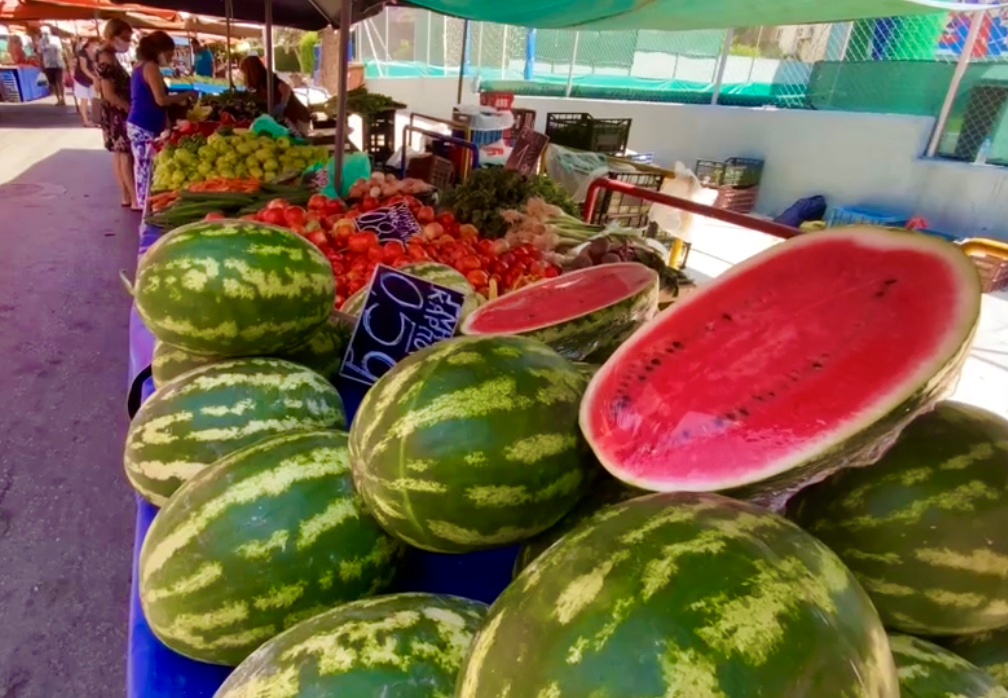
[354, 6, 1008, 165]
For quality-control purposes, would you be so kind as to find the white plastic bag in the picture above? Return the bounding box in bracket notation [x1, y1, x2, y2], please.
[545, 145, 611, 203]
[648, 162, 711, 243]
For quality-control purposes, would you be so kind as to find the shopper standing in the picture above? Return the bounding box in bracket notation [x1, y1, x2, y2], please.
[96, 19, 138, 210]
[72, 38, 98, 127]
[192, 39, 214, 77]
[127, 32, 195, 211]
[39, 27, 66, 106]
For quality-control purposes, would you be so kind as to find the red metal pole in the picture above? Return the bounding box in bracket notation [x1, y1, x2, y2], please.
[583, 178, 800, 241]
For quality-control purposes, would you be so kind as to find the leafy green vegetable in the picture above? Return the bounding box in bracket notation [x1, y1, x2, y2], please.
[442, 168, 579, 238]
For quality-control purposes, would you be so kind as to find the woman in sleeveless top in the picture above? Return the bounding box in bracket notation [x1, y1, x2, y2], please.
[96, 19, 137, 209]
[72, 38, 98, 127]
[126, 31, 195, 211]
[239, 55, 311, 134]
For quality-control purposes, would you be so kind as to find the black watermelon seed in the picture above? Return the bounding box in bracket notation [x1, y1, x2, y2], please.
[738, 408, 749, 418]
[722, 312, 733, 321]
[672, 341, 683, 349]
[812, 361, 823, 370]
[768, 391, 776, 398]
[638, 375, 647, 381]
[873, 290, 886, 298]
[884, 278, 897, 286]
[650, 358, 661, 366]
[754, 395, 764, 402]
[724, 412, 736, 421]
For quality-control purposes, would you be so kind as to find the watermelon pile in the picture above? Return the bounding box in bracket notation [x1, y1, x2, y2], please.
[124, 220, 1008, 696]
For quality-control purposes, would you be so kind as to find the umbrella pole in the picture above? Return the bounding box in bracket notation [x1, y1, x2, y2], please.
[225, 0, 233, 90]
[264, 0, 274, 115]
[456, 19, 469, 104]
[333, 1, 352, 195]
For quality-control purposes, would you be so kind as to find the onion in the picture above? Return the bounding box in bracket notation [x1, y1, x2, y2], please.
[369, 186, 382, 199]
[370, 172, 385, 184]
[385, 172, 397, 184]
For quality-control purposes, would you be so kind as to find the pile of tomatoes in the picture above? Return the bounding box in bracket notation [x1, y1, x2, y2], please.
[231, 192, 562, 309]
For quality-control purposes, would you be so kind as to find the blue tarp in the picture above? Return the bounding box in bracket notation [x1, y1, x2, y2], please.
[126, 224, 520, 698]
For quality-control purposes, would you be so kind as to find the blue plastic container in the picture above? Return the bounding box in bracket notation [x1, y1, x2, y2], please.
[825, 205, 908, 228]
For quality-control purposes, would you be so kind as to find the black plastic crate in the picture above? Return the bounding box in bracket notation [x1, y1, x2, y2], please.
[591, 170, 664, 228]
[545, 112, 632, 155]
[360, 108, 399, 165]
[695, 157, 764, 188]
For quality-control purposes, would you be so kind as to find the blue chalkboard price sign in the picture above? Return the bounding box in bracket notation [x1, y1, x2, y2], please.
[353, 203, 422, 242]
[339, 264, 467, 387]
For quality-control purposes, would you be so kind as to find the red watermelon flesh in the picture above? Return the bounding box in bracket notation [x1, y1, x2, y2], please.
[580, 227, 981, 496]
[462, 262, 657, 333]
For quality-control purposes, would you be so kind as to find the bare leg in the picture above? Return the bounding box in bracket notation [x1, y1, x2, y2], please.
[78, 97, 91, 126]
[119, 152, 139, 209]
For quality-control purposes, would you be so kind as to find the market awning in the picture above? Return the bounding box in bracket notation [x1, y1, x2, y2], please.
[404, 0, 947, 30]
[107, 0, 388, 29]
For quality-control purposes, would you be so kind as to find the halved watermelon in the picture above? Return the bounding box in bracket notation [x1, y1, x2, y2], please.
[580, 227, 981, 505]
[460, 262, 659, 360]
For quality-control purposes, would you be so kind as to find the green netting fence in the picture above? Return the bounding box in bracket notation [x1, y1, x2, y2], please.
[353, 6, 1008, 165]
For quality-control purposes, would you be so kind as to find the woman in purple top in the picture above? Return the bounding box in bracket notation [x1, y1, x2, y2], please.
[126, 31, 195, 210]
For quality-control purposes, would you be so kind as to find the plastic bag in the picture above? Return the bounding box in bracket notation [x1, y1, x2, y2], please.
[647, 162, 710, 243]
[250, 114, 292, 139]
[545, 145, 610, 203]
[303, 151, 371, 199]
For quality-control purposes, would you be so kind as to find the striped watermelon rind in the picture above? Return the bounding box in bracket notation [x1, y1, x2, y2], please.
[457, 492, 899, 698]
[215, 593, 487, 697]
[889, 634, 1008, 698]
[348, 335, 594, 553]
[125, 357, 346, 505]
[513, 477, 643, 576]
[340, 262, 484, 320]
[134, 220, 335, 356]
[151, 313, 352, 388]
[786, 401, 1008, 636]
[139, 430, 405, 666]
[945, 630, 1008, 688]
[460, 262, 660, 361]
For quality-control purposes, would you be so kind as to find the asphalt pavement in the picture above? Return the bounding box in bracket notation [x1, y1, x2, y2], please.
[0, 98, 139, 697]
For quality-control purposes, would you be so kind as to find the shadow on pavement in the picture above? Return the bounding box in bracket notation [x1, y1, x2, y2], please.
[0, 146, 139, 697]
[0, 98, 90, 130]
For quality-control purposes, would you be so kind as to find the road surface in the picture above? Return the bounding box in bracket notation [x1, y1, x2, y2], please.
[0, 98, 138, 697]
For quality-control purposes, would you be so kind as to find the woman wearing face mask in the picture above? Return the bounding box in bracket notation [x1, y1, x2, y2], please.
[127, 31, 196, 211]
[96, 19, 137, 210]
[239, 56, 311, 134]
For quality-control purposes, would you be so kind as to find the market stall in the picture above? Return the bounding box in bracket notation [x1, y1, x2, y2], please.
[116, 2, 1008, 698]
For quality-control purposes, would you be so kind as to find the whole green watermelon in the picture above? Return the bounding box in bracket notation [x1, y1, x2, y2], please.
[945, 630, 1008, 688]
[889, 634, 1008, 697]
[133, 220, 335, 355]
[139, 430, 404, 666]
[513, 476, 642, 576]
[150, 313, 351, 388]
[215, 593, 487, 697]
[787, 401, 1008, 636]
[125, 357, 346, 505]
[456, 492, 899, 698]
[348, 335, 594, 553]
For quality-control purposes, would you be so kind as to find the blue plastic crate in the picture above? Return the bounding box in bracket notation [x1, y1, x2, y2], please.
[453, 127, 505, 147]
[825, 205, 907, 228]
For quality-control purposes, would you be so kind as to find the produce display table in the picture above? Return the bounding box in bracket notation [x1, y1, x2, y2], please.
[166, 81, 230, 96]
[125, 224, 519, 698]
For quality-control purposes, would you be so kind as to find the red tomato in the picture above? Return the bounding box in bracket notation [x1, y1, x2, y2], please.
[466, 269, 490, 287]
[437, 212, 455, 228]
[260, 208, 287, 226]
[203, 211, 226, 221]
[360, 196, 379, 213]
[334, 294, 346, 308]
[367, 246, 385, 262]
[284, 206, 307, 227]
[392, 256, 412, 268]
[239, 214, 258, 221]
[416, 206, 435, 224]
[307, 194, 329, 212]
[458, 224, 479, 240]
[544, 265, 560, 278]
[434, 234, 455, 247]
[307, 231, 328, 248]
[322, 200, 346, 217]
[266, 198, 288, 210]
[289, 223, 307, 237]
[457, 255, 482, 272]
[348, 231, 379, 254]
[408, 246, 430, 261]
[382, 240, 405, 262]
